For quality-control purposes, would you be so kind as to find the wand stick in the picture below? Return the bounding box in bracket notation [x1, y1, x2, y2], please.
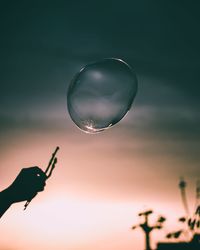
[24, 146, 60, 210]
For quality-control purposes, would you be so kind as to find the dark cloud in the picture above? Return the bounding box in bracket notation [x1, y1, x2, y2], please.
[0, 0, 199, 141]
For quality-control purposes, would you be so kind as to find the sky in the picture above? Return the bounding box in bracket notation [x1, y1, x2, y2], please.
[0, 1, 200, 249]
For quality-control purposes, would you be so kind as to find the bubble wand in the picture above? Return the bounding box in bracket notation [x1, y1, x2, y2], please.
[24, 146, 60, 210]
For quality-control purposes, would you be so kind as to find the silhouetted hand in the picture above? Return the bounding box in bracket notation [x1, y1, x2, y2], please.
[0, 167, 46, 218]
[8, 167, 46, 203]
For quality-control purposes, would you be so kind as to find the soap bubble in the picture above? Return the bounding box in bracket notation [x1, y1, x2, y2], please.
[67, 58, 138, 134]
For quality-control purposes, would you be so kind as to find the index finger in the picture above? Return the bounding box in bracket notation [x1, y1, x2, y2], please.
[27, 166, 47, 179]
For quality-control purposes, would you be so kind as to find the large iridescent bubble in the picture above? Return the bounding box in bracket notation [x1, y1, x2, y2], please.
[67, 58, 138, 134]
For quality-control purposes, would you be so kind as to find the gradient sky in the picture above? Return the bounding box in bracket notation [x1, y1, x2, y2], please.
[0, 1, 200, 250]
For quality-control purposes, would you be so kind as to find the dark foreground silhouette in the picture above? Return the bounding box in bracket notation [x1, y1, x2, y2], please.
[0, 167, 46, 218]
[157, 234, 200, 250]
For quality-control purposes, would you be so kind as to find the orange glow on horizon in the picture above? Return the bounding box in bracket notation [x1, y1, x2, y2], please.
[1, 192, 186, 250]
[0, 124, 198, 250]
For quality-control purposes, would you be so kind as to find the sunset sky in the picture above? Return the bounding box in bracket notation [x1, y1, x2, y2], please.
[0, 1, 200, 250]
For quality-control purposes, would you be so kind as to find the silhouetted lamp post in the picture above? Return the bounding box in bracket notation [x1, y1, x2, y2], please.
[132, 210, 165, 250]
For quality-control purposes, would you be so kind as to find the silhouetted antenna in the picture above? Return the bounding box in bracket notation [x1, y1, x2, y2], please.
[178, 178, 200, 235]
[188, 180, 200, 233]
[179, 177, 190, 216]
[194, 180, 200, 211]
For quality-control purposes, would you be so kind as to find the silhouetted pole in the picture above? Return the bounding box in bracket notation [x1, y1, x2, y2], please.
[195, 180, 200, 209]
[139, 211, 153, 250]
[179, 177, 190, 215]
[132, 210, 165, 250]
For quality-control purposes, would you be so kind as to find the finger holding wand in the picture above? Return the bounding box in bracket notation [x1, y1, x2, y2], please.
[24, 146, 60, 210]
